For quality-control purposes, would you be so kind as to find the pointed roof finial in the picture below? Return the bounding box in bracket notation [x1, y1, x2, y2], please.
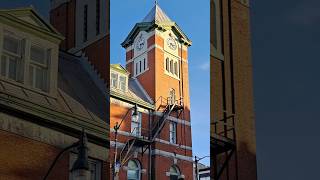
[155, 0, 158, 5]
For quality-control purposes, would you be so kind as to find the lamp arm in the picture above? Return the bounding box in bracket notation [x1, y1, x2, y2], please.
[43, 142, 79, 180]
[117, 106, 134, 128]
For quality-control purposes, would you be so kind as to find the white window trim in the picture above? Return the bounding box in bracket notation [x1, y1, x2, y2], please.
[133, 53, 148, 77]
[164, 55, 180, 80]
[110, 70, 128, 92]
[0, 29, 54, 94]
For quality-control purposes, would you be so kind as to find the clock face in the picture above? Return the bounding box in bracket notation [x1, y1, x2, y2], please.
[167, 37, 177, 50]
[135, 35, 145, 51]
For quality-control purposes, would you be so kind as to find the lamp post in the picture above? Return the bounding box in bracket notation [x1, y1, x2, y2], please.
[43, 130, 90, 180]
[113, 104, 138, 180]
[194, 155, 210, 180]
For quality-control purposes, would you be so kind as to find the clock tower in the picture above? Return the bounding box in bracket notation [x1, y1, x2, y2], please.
[122, 4, 192, 118]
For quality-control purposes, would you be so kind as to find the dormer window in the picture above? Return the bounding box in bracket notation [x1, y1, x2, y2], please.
[111, 72, 118, 88]
[1, 35, 23, 81]
[0, 29, 56, 94]
[29, 45, 50, 91]
[110, 70, 128, 92]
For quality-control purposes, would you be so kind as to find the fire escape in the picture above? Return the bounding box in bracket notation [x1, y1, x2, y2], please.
[211, 115, 237, 180]
[118, 95, 184, 167]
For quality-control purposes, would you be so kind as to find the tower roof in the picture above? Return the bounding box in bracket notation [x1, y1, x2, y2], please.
[121, 3, 192, 47]
[142, 4, 172, 23]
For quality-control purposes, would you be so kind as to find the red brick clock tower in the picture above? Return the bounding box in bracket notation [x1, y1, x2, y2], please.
[121, 3, 194, 179]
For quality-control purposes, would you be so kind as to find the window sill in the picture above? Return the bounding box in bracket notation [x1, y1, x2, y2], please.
[134, 67, 149, 77]
[164, 71, 180, 80]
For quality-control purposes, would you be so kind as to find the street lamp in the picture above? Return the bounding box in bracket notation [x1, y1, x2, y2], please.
[43, 130, 90, 180]
[194, 155, 210, 180]
[113, 104, 138, 180]
[70, 131, 90, 180]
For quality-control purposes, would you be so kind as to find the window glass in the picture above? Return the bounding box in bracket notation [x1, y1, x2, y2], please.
[166, 58, 169, 71]
[29, 47, 49, 92]
[127, 160, 141, 180]
[3, 36, 19, 54]
[169, 166, 180, 180]
[169, 122, 177, 144]
[131, 111, 141, 136]
[119, 75, 126, 91]
[111, 72, 118, 88]
[30, 46, 46, 65]
[83, 4, 88, 42]
[1, 36, 22, 82]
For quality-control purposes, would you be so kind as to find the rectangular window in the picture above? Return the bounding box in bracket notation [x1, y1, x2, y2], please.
[131, 111, 142, 136]
[83, 5, 88, 42]
[169, 121, 177, 144]
[212, 0, 224, 58]
[135, 62, 138, 76]
[29, 45, 49, 92]
[119, 75, 126, 92]
[111, 72, 118, 88]
[1, 35, 22, 81]
[96, 0, 101, 35]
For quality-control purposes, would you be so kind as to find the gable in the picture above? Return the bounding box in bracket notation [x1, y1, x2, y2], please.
[0, 7, 63, 39]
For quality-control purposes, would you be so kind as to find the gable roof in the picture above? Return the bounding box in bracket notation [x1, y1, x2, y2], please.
[0, 7, 64, 42]
[111, 64, 130, 75]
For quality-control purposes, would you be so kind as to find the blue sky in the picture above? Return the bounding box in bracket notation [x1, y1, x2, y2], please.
[111, 0, 210, 165]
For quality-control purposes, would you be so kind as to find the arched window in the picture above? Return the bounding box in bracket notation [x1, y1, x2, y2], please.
[169, 165, 181, 180]
[170, 60, 173, 73]
[127, 160, 141, 180]
[166, 58, 169, 71]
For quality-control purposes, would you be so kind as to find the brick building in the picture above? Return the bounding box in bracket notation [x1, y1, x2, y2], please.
[211, 0, 257, 179]
[110, 4, 193, 180]
[50, 0, 109, 83]
[0, 6, 109, 180]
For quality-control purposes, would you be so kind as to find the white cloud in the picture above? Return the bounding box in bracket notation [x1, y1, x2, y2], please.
[198, 61, 210, 71]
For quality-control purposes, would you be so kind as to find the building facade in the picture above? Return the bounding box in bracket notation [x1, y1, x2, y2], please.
[211, 0, 257, 180]
[0, 7, 109, 180]
[110, 4, 193, 180]
[50, 0, 109, 83]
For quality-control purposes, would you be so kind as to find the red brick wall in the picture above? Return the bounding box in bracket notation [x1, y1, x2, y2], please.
[84, 35, 110, 82]
[0, 130, 69, 180]
[0, 129, 109, 180]
[50, 0, 76, 50]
